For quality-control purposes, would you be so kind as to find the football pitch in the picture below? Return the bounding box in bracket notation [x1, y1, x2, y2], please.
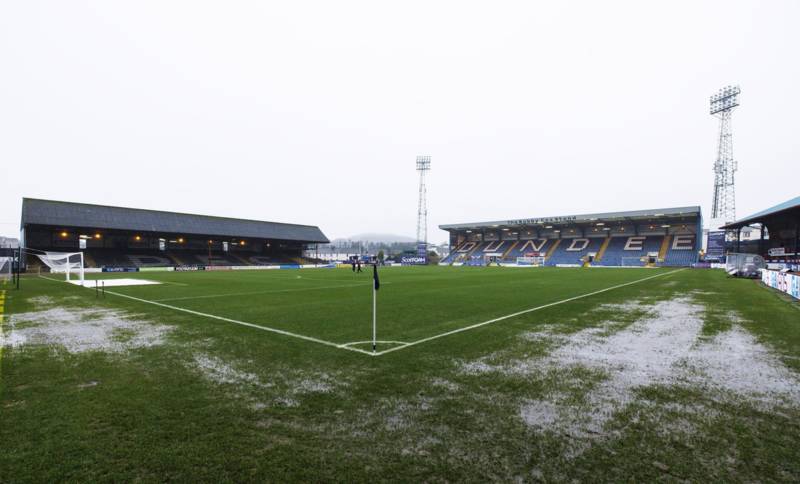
[82, 266, 683, 356]
[2, 267, 800, 481]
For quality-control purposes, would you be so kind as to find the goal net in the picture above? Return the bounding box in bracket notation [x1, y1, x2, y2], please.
[34, 251, 85, 283]
[621, 256, 645, 267]
[0, 257, 11, 282]
[516, 256, 545, 266]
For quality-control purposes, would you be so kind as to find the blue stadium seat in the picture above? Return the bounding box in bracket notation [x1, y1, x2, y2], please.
[545, 238, 604, 266]
[597, 236, 663, 266]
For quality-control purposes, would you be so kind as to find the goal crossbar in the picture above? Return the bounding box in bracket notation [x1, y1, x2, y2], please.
[29, 250, 85, 283]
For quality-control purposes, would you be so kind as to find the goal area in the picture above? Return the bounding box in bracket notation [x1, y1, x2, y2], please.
[516, 256, 545, 266]
[620, 256, 645, 267]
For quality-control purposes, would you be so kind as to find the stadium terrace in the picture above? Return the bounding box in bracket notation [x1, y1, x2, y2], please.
[439, 206, 702, 267]
[19, 198, 329, 270]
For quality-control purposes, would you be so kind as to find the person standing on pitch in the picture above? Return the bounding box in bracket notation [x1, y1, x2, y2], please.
[351, 258, 356, 272]
[356, 259, 362, 273]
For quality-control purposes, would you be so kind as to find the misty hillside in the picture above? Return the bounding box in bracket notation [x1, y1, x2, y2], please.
[337, 233, 416, 244]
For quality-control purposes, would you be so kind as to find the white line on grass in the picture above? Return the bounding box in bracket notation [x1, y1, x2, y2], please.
[373, 268, 687, 356]
[340, 340, 410, 348]
[159, 281, 190, 287]
[153, 282, 376, 302]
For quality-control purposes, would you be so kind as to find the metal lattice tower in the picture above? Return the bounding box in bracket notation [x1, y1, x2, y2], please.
[415, 156, 431, 254]
[709, 85, 740, 225]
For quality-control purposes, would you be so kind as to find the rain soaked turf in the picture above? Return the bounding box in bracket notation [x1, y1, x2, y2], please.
[2, 267, 799, 481]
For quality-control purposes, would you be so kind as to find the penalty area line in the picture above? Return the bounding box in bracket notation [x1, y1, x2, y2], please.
[374, 268, 687, 356]
[153, 282, 378, 302]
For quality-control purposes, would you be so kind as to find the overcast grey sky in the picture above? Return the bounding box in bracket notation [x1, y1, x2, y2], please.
[1, 1, 798, 242]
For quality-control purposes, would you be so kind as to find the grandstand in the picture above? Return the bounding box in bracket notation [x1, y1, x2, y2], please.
[440, 206, 701, 267]
[19, 198, 328, 270]
[722, 195, 800, 268]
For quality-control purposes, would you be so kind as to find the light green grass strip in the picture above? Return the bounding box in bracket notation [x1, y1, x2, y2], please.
[152, 282, 375, 302]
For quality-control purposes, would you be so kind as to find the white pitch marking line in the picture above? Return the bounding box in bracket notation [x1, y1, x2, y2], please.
[160, 281, 190, 286]
[152, 282, 375, 302]
[373, 268, 687, 356]
[39, 275, 66, 283]
[339, 340, 410, 348]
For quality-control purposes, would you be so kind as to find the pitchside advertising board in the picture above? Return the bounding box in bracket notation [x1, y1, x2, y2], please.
[706, 231, 726, 261]
[102, 267, 139, 273]
[175, 265, 206, 271]
[762, 269, 800, 300]
[398, 243, 428, 265]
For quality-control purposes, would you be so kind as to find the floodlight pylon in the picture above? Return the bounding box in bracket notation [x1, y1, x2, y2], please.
[415, 156, 431, 258]
[709, 85, 740, 226]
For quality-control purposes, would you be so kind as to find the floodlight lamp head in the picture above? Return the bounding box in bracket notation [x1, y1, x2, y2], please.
[416, 155, 431, 171]
[709, 85, 741, 114]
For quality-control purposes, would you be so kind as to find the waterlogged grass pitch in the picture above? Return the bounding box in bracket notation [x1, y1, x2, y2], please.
[2, 266, 800, 481]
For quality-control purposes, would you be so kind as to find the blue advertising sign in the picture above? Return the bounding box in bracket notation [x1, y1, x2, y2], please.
[706, 231, 726, 261]
[102, 266, 139, 273]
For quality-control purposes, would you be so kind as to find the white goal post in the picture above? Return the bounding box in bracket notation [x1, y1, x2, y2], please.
[516, 256, 545, 266]
[620, 256, 645, 267]
[33, 251, 85, 284]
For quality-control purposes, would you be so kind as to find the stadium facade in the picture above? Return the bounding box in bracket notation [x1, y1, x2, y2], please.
[20, 198, 329, 269]
[440, 206, 702, 267]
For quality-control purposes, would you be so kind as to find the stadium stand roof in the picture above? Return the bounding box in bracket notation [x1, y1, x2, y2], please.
[20, 198, 329, 243]
[439, 206, 701, 231]
[721, 195, 800, 229]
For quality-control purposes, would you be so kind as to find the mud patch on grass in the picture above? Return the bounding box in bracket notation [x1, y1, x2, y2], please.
[190, 353, 347, 409]
[463, 296, 800, 455]
[686, 326, 800, 407]
[193, 354, 267, 387]
[3, 307, 172, 353]
[367, 396, 436, 432]
[28, 296, 56, 307]
[430, 378, 460, 392]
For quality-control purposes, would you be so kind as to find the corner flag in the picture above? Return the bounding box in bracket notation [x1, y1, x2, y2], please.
[372, 263, 379, 353]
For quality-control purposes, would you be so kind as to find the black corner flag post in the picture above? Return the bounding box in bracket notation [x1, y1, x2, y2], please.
[372, 263, 380, 353]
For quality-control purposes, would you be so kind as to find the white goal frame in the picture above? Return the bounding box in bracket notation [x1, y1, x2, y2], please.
[33, 251, 85, 284]
[620, 256, 644, 267]
[516, 256, 545, 266]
